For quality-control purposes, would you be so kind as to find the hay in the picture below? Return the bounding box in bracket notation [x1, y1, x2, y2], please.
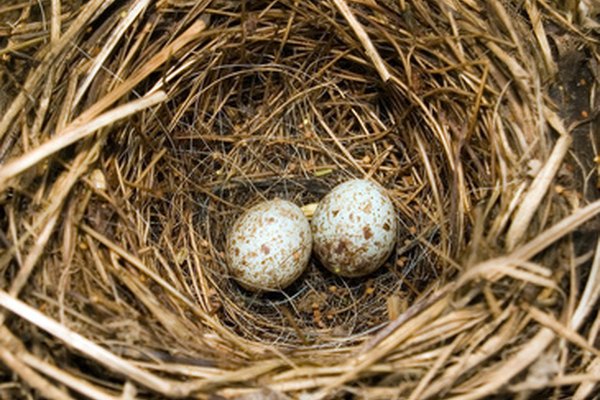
[0, 0, 599, 398]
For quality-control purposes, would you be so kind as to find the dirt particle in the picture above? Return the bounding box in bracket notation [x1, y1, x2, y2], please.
[363, 202, 372, 213]
[363, 226, 373, 240]
[383, 222, 391, 231]
[332, 209, 340, 217]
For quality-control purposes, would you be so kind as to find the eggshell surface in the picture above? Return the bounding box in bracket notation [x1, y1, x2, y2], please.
[226, 200, 312, 291]
[311, 179, 397, 277]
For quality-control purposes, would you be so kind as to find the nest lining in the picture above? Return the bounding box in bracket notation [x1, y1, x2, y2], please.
[0, 0, 599, 399]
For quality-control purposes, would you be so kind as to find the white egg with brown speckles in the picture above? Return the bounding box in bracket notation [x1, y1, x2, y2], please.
[226, 200, 312, 291]
[311, 179, 397, 277]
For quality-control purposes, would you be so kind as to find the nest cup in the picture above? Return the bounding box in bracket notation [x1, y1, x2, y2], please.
[0, 1, 599, 399]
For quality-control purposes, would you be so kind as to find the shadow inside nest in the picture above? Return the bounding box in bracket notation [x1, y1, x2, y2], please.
[148, 166, 445, 347]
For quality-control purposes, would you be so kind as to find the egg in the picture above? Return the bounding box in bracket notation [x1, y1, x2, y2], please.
[311, 179, 398, 277]
[226, 199, 312, 291]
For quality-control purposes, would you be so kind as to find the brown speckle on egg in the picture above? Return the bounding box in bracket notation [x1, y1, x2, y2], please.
[335, 239, 348, 254]
[261, 244, 270, 255]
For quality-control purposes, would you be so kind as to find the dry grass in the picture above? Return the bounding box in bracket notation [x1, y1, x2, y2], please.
[0, 0, 599, 399]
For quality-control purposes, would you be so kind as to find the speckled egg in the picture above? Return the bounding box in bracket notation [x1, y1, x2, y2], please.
[226, 200, 312, 291]
[311, 179, 397, 277]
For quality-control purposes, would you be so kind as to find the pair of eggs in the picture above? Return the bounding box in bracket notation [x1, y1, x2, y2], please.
[225, 179, 398, 291]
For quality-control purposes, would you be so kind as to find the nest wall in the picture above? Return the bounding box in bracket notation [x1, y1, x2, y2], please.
[0, 0, 599, 399]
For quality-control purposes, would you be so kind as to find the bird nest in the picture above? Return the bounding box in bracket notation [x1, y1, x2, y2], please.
[0, 0, 599, 399]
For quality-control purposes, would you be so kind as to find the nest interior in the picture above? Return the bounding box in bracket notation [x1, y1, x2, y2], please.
[0, 0, 599, 399]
